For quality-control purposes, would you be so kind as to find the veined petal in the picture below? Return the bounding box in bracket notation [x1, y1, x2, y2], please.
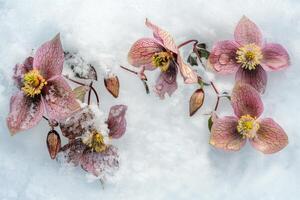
[250, 118, 288, 154]
[107, 105, 128, 139]
[210, 116, 246, 151]
[234, 16, 263, 46]
[59, 139, 87, 166]
[231, 82, 264, 118]
[176, 54, 198, 84]
[261, 43, 290, 71]
[13, 57, 33, 88]
[33, 34, 64, 80]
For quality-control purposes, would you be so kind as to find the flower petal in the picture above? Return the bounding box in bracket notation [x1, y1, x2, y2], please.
[43, 76, 80, 121]
[235, 65, 267, 93]
[6, 91, 44, 135]
[261, 43, 290, 71]
[209, 116, 246, 151]
[231, 82, 264, 118]
[154, 64, 178, 99]
[176, 54, 198, 84]
[13, 57, 33, 88]
[128, 37, 164, 70]
[250, 118, 288, 154]
[208, 40, 240, 74]
[33, 34, 64, 80]
[145, 18, 178, 54]
[107, 105, 128, 139]
[234, 16, 263, 46]
[58, 139, 87, 166]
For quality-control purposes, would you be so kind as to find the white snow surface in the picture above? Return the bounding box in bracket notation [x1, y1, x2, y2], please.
[0, 0, 300, 199]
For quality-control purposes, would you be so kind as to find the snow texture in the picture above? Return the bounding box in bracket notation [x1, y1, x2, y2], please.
[0, 0, 300, 199]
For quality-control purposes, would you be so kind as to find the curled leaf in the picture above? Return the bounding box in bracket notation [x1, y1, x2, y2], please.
[47, 130, 61, 159]
[187, 54, 198, 66]
[104, 74, 120, 98]
[73, 86, 89, 102]
[189, 88, 205, 116]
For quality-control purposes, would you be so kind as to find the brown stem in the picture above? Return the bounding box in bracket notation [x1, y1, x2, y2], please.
[178, 39, 198, 49]
[88, 81, 93, 105]
[210, 81, 220, 111]
[120, 65, 138, 75]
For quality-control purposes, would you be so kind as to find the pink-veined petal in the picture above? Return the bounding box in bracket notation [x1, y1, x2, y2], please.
[210, 116, 246, 151]
[176, 54, 198, 84]
[250, 118, 288, 154]
[43, 76, 80, 121]
[128, 38, 164, 70]
[33, 34, 64, 80]
[208, 40, 240, 74]
[145, 18, 178, 54]
[234, 16, 263, 46]
[6, 91, 44, 135]
[261, 43, 290, 71]
[13, 57, 33, 88]
[107, 105, 128, 139]
[235, 65, 267, 93]
[58, 139, 87, 166]
[231, 82, 264, 118]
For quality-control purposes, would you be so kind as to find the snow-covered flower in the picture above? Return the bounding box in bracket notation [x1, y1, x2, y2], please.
[7, 34, 80, 134]
[209, 82, 288, 154]
[209, 16, 290, 93]
[128, 19, 198, 98]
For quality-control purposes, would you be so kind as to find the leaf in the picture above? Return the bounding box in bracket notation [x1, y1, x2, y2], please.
[194, 44, 210, 59]
[46, 130, 61, 159]
[187, 54, 198, 66]
[104, 74, 120, 98]
[189, 88, 205, 116]
[73, 86, 89, 102]
[208, 116, 213, 132]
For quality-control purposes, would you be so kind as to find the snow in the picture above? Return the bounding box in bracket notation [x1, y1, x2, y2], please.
[1, 0, 300, 199]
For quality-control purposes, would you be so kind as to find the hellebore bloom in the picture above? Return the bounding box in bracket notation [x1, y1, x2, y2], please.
[59, 105, 127, 178]
[7, 34, 80, 134]
[209, 16, 290, 93]
[209, 82, 288, 154]
[128, 19, 198, 98]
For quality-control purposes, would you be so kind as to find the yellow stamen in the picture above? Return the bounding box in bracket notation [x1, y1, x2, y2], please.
[236, 43, 263, 70]
[22, 69, 47, 97]
[82, 130, 107, 153]
[151, 51, 171, 72]
[237, 114, 260, 139]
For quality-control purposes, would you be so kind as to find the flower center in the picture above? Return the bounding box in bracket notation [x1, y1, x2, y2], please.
[237, 114, 260, 139]
[82, 130, 107, 153]
[236, 43, 263, 70]
[22, 69, 47, 97]
[151, 51, 171, 72]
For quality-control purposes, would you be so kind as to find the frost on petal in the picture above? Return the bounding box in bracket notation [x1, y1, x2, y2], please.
[154, 64, 178, 99]
[60, 107, 95, 140]
[176, 54, 198, 84]
[261, 43, 290, 71]
[43, 76, 80, 121]
[235, 65, 267, 93]
[234, 16, 263, 46]
[208, 40, 240, 74]
[231, 82, 264, 118]
[210, 116, 246, 151]
[81, 145, 119, 177]
[107, 105, 128, 139]
[58, 139, 87, 166]
[13, 57, 33, 88]
[7, 91, 44, 135]
[145, 18, 178, 54]
[33, 34, 64, 80]
[250, 118, 288, 154]
[128, 38, 164, 70]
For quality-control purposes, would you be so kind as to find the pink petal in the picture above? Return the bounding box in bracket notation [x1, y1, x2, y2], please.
[208, 40, 240, 74]
[13, 57, 33, 88]
[176, 54, 198, 84]
[234, 16, 263, 46]
[145, 18, 178, 54]
[59, 139, 87, 166]
[231, 82, 264, 118]
[33, 34, 64, 80]
[250, 118, 288, 154]
[81, 145, 119, 177]
[261, 43, 290, 71]
[209, 116, 246, 151]
[154, 64, 178, 99]
[43, 76, 80, 121]
[235, 65, 267, 93]
[107, 105, 128, 139]
[6, 91, 44, 135]
[128, 37, 164, 70]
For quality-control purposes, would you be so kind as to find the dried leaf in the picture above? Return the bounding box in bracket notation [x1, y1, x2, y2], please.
[189, 88, 205, 116]
[73, 86, 89, 102]
[104, 74, 120, 98]
[46, 130, 61, 159]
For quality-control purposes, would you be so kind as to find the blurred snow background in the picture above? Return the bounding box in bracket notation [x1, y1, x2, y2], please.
[0, 0, 300, 199]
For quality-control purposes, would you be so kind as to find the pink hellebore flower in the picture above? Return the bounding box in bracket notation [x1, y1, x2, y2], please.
[209, 82, 288, 154]
[7, 34, 80, 134]
[128, 19, 198, 98]
[209, 16, 290, 93]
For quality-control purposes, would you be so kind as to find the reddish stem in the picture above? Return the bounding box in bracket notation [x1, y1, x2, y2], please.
[88, 81, 93, 105]
[120, 65, 138, 75]
[178, 39, 198, 49]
